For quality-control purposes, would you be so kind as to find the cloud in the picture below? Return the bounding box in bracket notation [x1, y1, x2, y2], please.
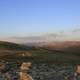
[72, 28, 80, 33]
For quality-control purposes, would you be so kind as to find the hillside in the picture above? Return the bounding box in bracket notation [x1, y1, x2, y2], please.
[63, 45, 80, 56]
[43, 41, 80, 49]
[0, 41, 35, 57]
[0, 41, 33, 51]
[0, 41, 80, 63]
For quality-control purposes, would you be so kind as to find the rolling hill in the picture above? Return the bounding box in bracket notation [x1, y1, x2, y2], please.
[0, 41, 29, 51]
[0, 41, 80, 63]
[0, 41, 35, 57]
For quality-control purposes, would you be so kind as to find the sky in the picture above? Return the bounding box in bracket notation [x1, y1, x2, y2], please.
[0, 0, 80, 38]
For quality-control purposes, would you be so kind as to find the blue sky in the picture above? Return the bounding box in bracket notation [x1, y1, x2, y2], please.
[0, 0, 80, 37]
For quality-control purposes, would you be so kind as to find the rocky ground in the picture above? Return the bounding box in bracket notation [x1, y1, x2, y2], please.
[29, 63, 78, 80]
[0, 61, 80, 80]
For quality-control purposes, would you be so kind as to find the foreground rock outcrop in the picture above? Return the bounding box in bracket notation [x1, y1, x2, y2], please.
[19, 62, 33, 80]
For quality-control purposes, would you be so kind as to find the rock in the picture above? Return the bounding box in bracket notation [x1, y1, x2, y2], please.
[0, 62, 8, 73]
[76, 64, 80, 75]
[19, 62, 33, 80]
[20, 62, 32, 71]
[19, 72, 33, 80]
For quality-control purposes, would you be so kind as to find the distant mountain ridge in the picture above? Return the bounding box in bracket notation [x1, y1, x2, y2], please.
[1, 30, 80, 43]
[43, 41, 80, 49]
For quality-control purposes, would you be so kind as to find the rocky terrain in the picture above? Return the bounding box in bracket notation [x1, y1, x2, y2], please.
[0, 61, 80, 80]
[29, 63, 80, 80]
[0, 41, 80, 80]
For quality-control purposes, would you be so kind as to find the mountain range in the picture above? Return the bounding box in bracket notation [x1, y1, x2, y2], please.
[1, 28, 80, 44]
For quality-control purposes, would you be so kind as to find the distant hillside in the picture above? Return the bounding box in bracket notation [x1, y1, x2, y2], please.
[42, 41, 80, 50]
[63, 45, 80, 56]
[0, 41, 29, 51]
[0, 41, 37, 57]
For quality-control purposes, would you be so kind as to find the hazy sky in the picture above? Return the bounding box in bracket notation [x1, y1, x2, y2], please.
[0, 0, 80, 37]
